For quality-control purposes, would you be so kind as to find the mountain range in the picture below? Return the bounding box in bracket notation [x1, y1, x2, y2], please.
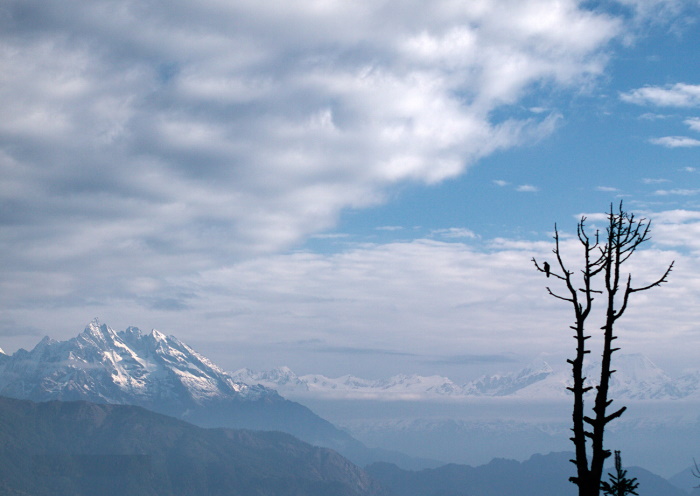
[1, 395, 691, 496]
[365, 452, 689, 496]
[232, 357, 700, 477]
[0, 320, 367, 459]
[0, 396, 391, 496]
[231, 354, 700, 401]
[2, 320, 698, 483]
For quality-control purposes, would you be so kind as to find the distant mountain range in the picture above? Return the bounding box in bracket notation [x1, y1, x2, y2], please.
[0, 395, 690, 496]
[0, 396, 391, 496]
[366, 452, 689, 496]
[0, 320, 367, 459]
[232, 356, 700, 477]
[0, 320, 438, 469]
[2, 320, 697, 481]
[231, 354, 700, 401]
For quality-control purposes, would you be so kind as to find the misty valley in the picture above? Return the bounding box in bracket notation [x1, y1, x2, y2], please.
[0, 320, 697, 496]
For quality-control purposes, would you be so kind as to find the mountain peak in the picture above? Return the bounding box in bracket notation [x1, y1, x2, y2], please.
[149, 328, 167, 342]
[79, 319, 120, 346]
[0, 321, 274, 408]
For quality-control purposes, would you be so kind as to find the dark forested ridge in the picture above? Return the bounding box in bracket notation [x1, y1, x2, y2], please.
[0, 396, 690, 496]
[0, 396, 392, 496]
[366, 452, 688, 496]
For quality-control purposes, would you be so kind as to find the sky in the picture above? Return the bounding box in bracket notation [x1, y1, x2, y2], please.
[1, 0, 700, 382]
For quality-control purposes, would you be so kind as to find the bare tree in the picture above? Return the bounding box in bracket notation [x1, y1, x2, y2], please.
[532, 203, 673, 496]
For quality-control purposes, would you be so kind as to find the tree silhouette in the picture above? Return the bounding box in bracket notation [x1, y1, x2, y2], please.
[600, 451, 639, 496]
[532, 203, 673, 496]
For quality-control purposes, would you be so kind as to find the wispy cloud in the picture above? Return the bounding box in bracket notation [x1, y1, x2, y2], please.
[191, 217, 695, 376]
[621, 83, 700, 107]
[596, 186, 619, 192]
[639, 112, 672, 120]
[311, 233, 350, 239]
[685, 117, 700, 132]
[516, 184, 539, 192]
[649, 136, 700, 147]
[427, 354, 518, 365]
[654, 189, 700, 196]
[431, 228, 478, 239]
[317, 346, 419, 357]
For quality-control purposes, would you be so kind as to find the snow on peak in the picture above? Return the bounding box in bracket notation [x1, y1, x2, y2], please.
[149, 329, 167, 342]
[0, 321, 274, 408]
[583, 353, 683, 400]
[78, 319, 121, 348]
[234, 354, 693, 402]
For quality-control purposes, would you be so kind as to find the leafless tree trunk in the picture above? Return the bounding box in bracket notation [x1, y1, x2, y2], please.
[532, 203, 673, 496]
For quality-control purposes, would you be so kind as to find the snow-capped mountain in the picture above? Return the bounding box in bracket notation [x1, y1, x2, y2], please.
[467, 358, 556, 396]
[0, 320, 363, 455]
[0, 319, 271, 407]
[585, 353, 687, 400]
[231, 367, 467, 399]
[233, 354, 698, 401]
[232, 362, 559, 400]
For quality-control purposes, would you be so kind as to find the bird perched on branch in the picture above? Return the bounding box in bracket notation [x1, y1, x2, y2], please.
[543, 261, 551, 278]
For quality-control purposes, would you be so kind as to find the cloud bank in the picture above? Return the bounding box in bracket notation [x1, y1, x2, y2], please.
[0, 0, 618, 297]
[4, 1, 698, 379]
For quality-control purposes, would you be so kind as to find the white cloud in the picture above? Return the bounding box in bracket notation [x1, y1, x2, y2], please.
[621, 83, 700, 107]
[685, 117, 700, 132]
[2, 207, 697, 380]
[431, 228, 478, 239]
[649, 136, 700, 147]
[596, 186, 619, 192]
[516, 184, 540, 192]
[493, 180, 510, 187]
[654, 188, 700, 196]
[639, 112, 672, 120]
[614, 0, 688, 21]
[0, 0, 623, 322]
[311, 233, 350, 239]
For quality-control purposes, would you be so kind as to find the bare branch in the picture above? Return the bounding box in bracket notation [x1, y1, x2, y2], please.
[532, 257, 567, 281]
[628, 261, 675, 294]
[547, 288, 574, 302]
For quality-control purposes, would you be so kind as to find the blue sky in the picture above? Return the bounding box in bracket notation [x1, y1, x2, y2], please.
[1, 0, 699, 382]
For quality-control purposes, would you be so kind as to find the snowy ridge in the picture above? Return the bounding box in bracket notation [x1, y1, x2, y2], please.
[0, 319, 273, 407]
[233, 354, 700, 401]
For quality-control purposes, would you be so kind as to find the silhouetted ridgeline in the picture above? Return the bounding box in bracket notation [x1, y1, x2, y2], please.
[0, 396, 392, 496]
[366, 453, 687, 496]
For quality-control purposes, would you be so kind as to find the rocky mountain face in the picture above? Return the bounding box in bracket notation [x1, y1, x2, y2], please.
[0, 320, 361, 454]
[0, 396, 393, 496]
